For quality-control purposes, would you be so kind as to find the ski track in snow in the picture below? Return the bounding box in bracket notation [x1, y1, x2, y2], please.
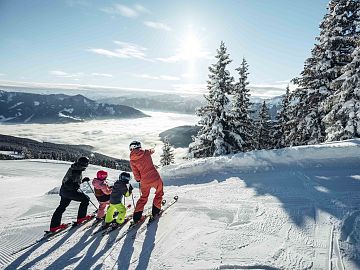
[1, 140, 360, 270]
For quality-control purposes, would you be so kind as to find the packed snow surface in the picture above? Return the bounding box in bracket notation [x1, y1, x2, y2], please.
[1, 140, 360, 270]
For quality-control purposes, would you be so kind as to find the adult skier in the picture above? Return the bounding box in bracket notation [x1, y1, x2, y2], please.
[129, 141, 164, 223]
[49, 156, 93, 232]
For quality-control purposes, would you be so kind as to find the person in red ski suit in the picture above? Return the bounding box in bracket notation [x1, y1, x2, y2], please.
[92, 170, 112, 221]
[129, 141, 164, 223]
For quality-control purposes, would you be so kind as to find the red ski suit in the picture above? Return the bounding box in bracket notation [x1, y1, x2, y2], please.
[130, 149, 164, 213]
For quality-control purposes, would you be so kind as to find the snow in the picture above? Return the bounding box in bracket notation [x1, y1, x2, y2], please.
[33, 101, 40, 106]
[1, 140, 360, 269]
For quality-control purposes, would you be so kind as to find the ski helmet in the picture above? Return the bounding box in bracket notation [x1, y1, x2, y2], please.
[77, 156, 89, 167]
[129, 141, 141, 151]
[97, 170, 108, 180]
[119, 172, 131, 183]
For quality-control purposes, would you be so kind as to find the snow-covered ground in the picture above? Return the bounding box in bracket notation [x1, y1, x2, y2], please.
[1, 140, 360, 270]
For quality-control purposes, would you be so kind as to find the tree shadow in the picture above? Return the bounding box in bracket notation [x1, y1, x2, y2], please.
[163, 154, 360, 268]
[135, 219, 159, 270]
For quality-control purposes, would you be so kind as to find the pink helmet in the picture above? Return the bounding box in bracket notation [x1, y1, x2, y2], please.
[97, 170, 108, 180]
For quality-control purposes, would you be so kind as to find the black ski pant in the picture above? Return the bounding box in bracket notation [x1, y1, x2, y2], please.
[50, 190, 89, 228]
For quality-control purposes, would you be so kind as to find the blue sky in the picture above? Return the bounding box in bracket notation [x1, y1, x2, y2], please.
[0, 0, 329, 97]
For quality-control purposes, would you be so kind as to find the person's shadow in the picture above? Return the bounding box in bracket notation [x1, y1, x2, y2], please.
[135, 219, 159, 270]
[115, 225, 143, 270]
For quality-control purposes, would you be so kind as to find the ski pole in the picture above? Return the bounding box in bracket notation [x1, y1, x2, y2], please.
[86, 181, 96, 197]
[131, 192, 135, 208]
[79, 187, 98, 210]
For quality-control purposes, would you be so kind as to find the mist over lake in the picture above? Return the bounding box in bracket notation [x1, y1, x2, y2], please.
[0, 111, 198, 163]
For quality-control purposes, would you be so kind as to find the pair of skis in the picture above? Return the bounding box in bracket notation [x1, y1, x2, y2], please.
[10, 213, 96, 256]
[111, 195, 178, 244]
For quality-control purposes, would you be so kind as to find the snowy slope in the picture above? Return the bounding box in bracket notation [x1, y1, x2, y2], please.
[1, 140, 360, 270]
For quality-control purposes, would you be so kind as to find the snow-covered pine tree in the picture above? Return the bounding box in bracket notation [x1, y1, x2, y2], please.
[290, 0, 360, 145]
[227, 57, 256, 152]
[323, 43, 360, 141]
[256, 101, 274, 150]
[275, 85, 292, 148]
[188, 41, 234, 158]
[160, 137, 175, 166]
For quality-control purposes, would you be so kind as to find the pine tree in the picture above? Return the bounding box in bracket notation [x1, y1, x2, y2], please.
[189, 41, 234, 158]
[227, 58, 256, 152]
[275, 85, 292, 147]
[323, 43, 360, 141]
[160, 137, 175, 166]
[256, 101, 274, 149]
[290, 0, 360, 145]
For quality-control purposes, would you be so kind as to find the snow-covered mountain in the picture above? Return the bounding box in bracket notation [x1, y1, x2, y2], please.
[0, 90, 147, 124]
[1, 140, 360, 270]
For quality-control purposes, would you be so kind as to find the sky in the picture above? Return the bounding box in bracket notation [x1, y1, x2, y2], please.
[0, 0, 330, 97]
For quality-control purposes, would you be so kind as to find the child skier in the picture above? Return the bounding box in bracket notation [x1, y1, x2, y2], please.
[92, 170, 112, 221]
[129, 141, 164, 223]
[101, 172, 133, 229]
[49, 156, 93, 232]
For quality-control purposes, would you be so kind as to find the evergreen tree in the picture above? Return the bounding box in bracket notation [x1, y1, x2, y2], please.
[275, 85, 292, 147]
[227, 58, 256, 152]
[323, 43, 360, 141]
[189, 41, 234, 158]
[160, 137, 175, 166]
[290, 0, 360, 145]
[256, 101, 274, 149]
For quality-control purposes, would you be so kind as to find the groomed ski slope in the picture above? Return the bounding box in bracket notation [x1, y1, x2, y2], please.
[1, 140, 360, 270]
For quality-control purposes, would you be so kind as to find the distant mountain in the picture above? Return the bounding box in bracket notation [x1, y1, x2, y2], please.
[0, 90, 148, 124]
[159, 125, 201, 148]
[99, 93, 283, 119]
[0, 134, 130, 170]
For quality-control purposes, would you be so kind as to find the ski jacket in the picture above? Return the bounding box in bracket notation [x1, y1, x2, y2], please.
[60, 162, 86, 195]
[130, 149, 161, 184]
[92, 178, 112, 202]
[110, 180, 131, 205]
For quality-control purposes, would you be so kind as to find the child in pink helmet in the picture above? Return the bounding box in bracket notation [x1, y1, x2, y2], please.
[92, 170, 112, 221]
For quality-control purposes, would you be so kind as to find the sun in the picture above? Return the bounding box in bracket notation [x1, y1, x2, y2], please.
[178, 32, 202, 61]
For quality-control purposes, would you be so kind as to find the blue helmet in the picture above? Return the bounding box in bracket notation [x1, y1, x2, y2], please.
[119, 172, 131, 183]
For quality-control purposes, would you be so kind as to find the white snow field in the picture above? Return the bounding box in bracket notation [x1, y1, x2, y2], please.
[1, 140, 360, 270]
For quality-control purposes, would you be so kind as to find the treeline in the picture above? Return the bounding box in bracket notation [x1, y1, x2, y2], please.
[0, 134, 130, 170]
[189, 0, 360, 158]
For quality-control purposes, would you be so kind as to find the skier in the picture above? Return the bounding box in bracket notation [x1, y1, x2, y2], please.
[49, 156, 93, 232]
[101, 172, 133, 229]
[129, 141, 164, 223]
[92, 170, 112, 222]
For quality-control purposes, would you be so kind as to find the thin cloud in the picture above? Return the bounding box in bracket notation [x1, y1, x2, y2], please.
[91, 73, 113, 77]
[0, 73, 6, 76]
[135, 74, 180, 81]
[144, 21, 171, 31]
[157, 50, 212, 63]
[88, 41, 150, 61]
[102, 3, 149, 18]
[50, 70, 84, 78]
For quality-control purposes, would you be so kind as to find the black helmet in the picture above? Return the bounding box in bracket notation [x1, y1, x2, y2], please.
[119, 172, 131, 183]
[129, 141, 141, 151]
[77, 156, 89, 167]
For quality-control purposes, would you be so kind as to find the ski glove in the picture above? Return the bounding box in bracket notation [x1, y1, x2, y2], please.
[128, 184, 134, 193]
[82, 177, 90, 183]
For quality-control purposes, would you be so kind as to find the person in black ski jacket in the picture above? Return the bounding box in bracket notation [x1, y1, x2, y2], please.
[49, 156, 93, 232]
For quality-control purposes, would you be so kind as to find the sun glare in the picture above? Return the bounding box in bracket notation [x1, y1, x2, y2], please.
[179, 32, 202, 61]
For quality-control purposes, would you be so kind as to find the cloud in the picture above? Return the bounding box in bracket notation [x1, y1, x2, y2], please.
[88, 41, 150, 61]
[50, 70, 84, 78]
[0, 73, 6, 76]
[156, 50, 212, 63]
[91, 73, 113, 77]
[172, 83, 207, 94]
[144, 21, 171, 31]
[135, 74, 180, 81]
[102, 4, 149, 18]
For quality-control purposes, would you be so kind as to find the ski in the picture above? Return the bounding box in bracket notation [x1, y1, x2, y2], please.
[10, 223, 72, 256]
[132, 195, 178, 238]
[101, 217, 132, 236]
